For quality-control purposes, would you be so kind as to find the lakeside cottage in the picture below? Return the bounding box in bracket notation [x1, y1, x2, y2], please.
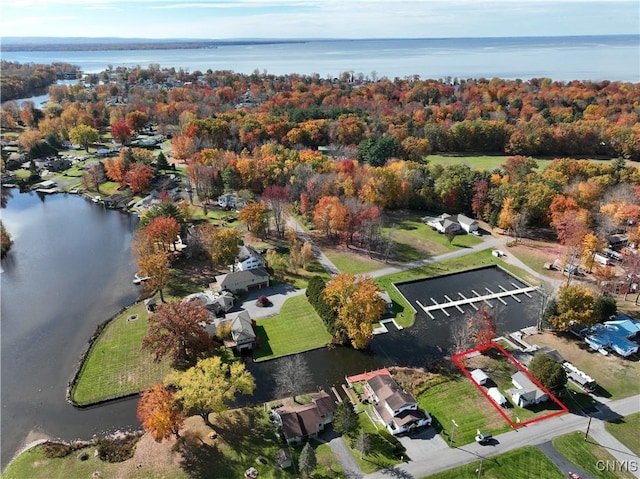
[506, 371, 549, 407]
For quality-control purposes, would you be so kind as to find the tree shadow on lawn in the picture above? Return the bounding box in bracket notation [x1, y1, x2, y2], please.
[212, 408, 277, 461]
[177, 433, 237, 479]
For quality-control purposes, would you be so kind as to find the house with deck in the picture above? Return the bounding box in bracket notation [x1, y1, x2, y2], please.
[363, 370, 432, 435]
[272, 391, 336, 444]
[210, 310, 257, 352]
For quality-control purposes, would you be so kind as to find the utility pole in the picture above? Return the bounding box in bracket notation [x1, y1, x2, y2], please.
[449, 419, 458, 447]
[476, 458, 483, 478]
[584, 416, 592, 441]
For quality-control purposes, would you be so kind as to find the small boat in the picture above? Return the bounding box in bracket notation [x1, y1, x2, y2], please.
[133, 273, 151, 284]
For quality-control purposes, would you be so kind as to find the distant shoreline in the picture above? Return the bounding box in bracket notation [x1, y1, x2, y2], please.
[1, 34, 636, 53]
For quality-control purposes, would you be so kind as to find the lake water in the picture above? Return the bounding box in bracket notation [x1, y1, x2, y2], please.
[2, 35, 638, 82]
[0, 191, 542, 468]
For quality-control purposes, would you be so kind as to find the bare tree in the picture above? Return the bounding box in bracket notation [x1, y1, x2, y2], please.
[274, 354, 313, 403]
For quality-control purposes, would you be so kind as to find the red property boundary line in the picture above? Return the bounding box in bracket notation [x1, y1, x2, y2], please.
[452, 342, 569, 429]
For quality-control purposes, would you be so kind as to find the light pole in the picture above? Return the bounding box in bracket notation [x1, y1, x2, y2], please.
[449, 419, 458, 447]
[476, 458, 483, 478]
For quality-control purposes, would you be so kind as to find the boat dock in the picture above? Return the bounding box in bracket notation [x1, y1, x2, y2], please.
[416, 285, 537, 319]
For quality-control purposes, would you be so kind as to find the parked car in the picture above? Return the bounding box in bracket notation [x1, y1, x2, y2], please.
[475, 431, 493, 445]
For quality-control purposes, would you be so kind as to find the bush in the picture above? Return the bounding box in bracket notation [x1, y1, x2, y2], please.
[41, 441, 75, 458]
[96, 433, 141, 463]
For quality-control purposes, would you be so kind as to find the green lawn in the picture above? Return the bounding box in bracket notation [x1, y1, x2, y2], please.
[604, 412, 640, 456]
[553, 432, 637, 479]
[421, 446, 565, 479]
[253, 295, 332, 361]
[70, 301, 172, 406]
[426, 153, 615, 172]
[344, 409, 406, 473]
[382, 210, 483, 263]
[418, 377, 513, 446]
[324, 249, 385, 274]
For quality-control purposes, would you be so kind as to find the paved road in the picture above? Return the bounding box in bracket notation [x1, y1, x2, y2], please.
[318, 429, 365, 479]
[537, 441, 595, 479]
[286, 215, 341, 276]
[363, 394, 640, 479]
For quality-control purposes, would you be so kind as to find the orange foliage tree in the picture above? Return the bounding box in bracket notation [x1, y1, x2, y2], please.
[137, 384, 185, 442]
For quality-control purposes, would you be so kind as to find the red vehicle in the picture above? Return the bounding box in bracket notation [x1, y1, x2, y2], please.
[568, 473, 582, 479]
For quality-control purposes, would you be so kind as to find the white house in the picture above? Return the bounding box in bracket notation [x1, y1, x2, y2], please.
[365, 372, 431, 435]
[232, 245, 266, 271]
[506, 371, 549, 407]
[426, 213, 478, 234]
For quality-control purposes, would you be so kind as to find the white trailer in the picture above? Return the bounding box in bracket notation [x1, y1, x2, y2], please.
[487, 387, 508, 407]
[594, 253, 610, 266]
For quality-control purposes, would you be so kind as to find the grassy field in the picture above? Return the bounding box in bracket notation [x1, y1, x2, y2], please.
[3, 409, 345, 479]
[324, 249, 385, 274]
[70, 301, 172, 406]
[604, 412, 640, 456]
[418, 377, 513, 446]
[426, 153, 615, 172]
[526, 332, 640, 400]
[253, 295, 332, 361]
[553, 432, 637, 479]
[422, 446, 565, 479]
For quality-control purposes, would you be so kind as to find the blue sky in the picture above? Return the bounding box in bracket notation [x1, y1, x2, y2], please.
[1, 0, 638, 39]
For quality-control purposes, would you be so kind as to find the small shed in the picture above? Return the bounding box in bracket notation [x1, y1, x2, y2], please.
[470, 368, 489, 386]
[487, 387, 507, 407]
[144, 298, 156, 313]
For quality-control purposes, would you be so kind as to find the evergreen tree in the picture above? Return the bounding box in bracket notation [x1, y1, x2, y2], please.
[333, 401, 359, 437]
[354, 430, 371, 459]
[298, 442, 317, 478]
[156, 151, 169, 171]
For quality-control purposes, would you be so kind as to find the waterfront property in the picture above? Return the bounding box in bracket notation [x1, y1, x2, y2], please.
[271, 390, 336, 444]
[351, 369, 432, 436]
[426, 213, 479, 235]
[206, 310, 257, 353]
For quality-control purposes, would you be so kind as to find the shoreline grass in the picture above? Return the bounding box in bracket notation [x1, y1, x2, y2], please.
[253, 295, 332, 361]
[604, 412, 640, 456]
[70, 301, 171, 406]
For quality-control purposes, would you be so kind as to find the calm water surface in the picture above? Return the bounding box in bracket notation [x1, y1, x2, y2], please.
[2, 36, 638, 81]
[0, 191, 541, 470]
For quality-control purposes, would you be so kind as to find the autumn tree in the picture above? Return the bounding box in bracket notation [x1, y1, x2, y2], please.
[126, 110, 149, 133]
[165, 356, 255, 428]
[137, 384, 185, 442]
[548, 284, 596, 331]
[206, 227, 242, 270]
[274, 354, 313, 403]
[471, 307, 497, 347]
[143, 299, 213, 368]
[104, 156, 129, 186]
[1, 221, 13, 259]
[69, 124, 99, 152]
[498, 196, 520, 238]
[125, 162, 154, 193]
[323, 273, 386, 349]
[239, 201, 268, 239]
[144, 216, 180, 252]
[111, 120, 132, 145]
[263, 185, 290, 238]
[528, 353, 567, 393]
[137, 251, 172, 303]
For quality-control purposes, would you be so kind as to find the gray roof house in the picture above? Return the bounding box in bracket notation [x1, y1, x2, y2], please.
[233, 245, 266, 271]
[506, 371, 549, 407]
[207, 310, 257, 352]
[365, 373, 431, 435]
